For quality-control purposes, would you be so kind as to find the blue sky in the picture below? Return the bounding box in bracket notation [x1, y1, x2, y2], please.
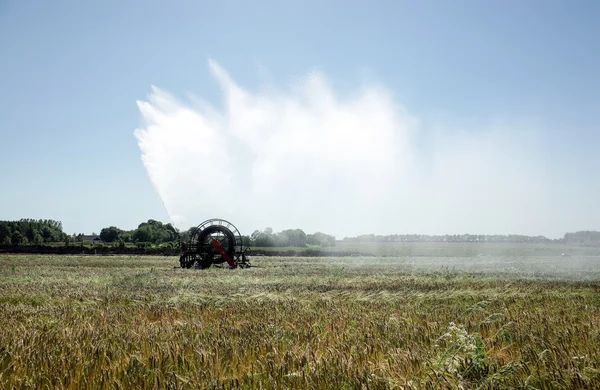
[0, 0, 598, 238]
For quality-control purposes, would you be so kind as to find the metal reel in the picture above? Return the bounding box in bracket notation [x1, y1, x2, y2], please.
[188, 219, 244, 268]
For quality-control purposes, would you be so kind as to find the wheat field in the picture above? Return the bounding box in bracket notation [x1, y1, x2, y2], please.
[1, 253, 599, 389]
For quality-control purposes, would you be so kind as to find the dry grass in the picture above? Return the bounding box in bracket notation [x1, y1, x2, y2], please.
[0, 254, 599, 389]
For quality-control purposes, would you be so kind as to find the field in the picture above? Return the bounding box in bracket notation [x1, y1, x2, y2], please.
[1, 247, 600, 389]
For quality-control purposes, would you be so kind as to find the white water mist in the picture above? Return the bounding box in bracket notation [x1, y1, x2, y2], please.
[134, 60, 551, 238]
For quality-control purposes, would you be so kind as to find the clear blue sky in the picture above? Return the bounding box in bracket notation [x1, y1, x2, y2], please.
[1, 0, 598, 237]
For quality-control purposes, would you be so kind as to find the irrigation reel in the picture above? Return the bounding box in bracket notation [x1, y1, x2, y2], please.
[178, 218, 252, 269]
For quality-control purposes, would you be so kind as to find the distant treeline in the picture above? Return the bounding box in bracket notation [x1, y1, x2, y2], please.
[97, 220, 179, 245]
[249, 228, 336, 247]
[0, 219, 68, 245]
[563, 231, 600, 245]
[342, 231, 600, 245]
[95, 223, 336, 248]
[342, 234, 556, 244]
[1, 218, 599, 247]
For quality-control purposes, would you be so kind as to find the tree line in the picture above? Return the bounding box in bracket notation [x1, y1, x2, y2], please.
[563, 231, 600, 245]
[341, 231, 599, 244]
[250, 228, 336, 247]
[89, 228, 600, 246]
[342, 233, 557, 244]
[96, 222, 337, 248]
[97, 219, 179, 245]
[0, 219, 68, 245]
[2, 218, 599, 247]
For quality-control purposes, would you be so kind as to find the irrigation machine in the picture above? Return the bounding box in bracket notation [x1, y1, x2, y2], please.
[178, 218, 252, 269]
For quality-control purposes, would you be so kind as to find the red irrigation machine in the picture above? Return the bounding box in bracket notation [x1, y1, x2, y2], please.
[178, 218, 252, 269]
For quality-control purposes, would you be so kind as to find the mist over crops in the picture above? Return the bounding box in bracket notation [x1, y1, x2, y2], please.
[133, 60, 567, 239]
[332, 254, 600, 282]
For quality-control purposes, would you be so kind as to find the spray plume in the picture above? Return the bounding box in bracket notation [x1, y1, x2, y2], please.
[134, 60, 550, 238]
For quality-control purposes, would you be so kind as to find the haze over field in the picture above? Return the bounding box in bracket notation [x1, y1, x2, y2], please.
[135, 60, 579, 239]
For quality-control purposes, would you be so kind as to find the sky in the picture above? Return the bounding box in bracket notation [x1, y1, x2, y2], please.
[0, 0, 599, 239]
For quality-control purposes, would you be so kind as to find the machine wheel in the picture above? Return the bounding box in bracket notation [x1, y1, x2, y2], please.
[181, 218, 247, 269]
[197, 225, 236, 266]
[179, 254, 194, 269]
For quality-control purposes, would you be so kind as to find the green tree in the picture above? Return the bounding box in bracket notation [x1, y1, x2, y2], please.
[32, 233, 44, 245]
[253, 228, 275, 247]
[307, 232, 336, 247]
[130, 220, 179, 244]
[121, 231, 133, 243]
[0, 222, 11, 243]
[276, 229, 307, 247]
[100, 226, 123, 242]
[133, 225, 152, 243]
[11, 231, 24, 245]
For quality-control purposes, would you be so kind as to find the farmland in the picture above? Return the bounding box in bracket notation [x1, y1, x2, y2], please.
[1, 248, 600, 389]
